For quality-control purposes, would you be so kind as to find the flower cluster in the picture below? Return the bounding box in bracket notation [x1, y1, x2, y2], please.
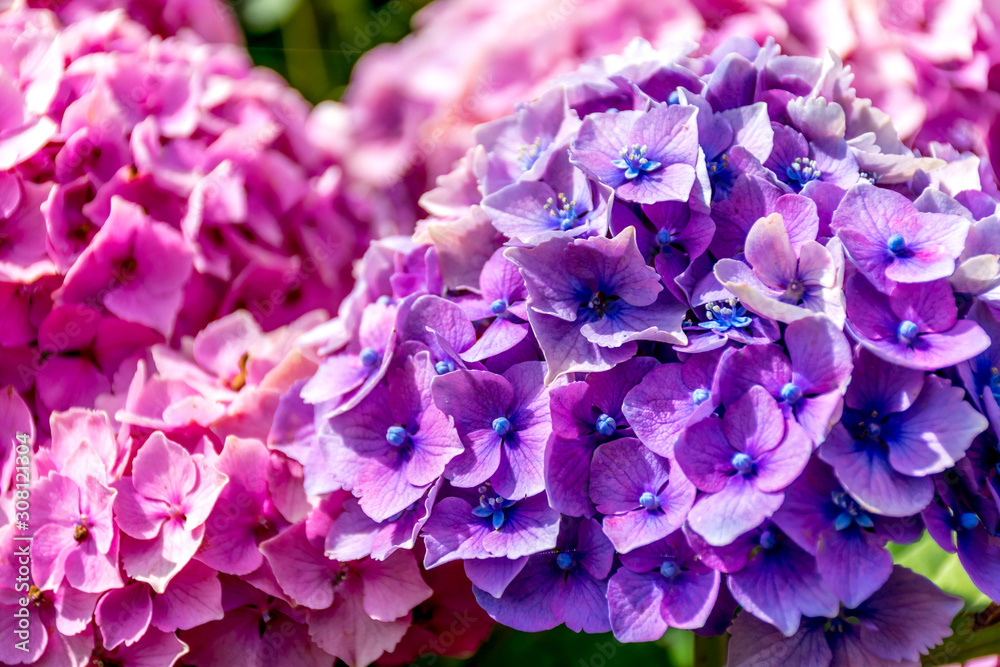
[284, 36, 1000, 665]
[342, 0, 1000, 232]
[0, 1, 370, 430]
[10, 307, 494, 665]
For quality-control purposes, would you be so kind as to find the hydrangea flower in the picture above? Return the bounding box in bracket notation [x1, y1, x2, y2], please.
[570, 103, 700, 204]
[677, 387, 812, 546]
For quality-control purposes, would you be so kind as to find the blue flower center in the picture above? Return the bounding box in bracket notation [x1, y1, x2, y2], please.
[556, 552, 574, 570]
[595, 413, 617, 437]
[708, 153, 736, 196]
[786, 157, 821, 188]
[611, 143, 662, 180]
[667, 90, 680, 105]
[580, 291, 617, 320]
[758, 530, 778, 550]
[959, 512, 979, 531]
[359, 347, 379, 368]
[897, 320, 919, 343]
[697, 298, 753, 333]
[831, 491, 874, 530]
[989, 366, 1000, 400]
[491, 298, 508, 315]
[493, 416, 512, 437]
[517, 137, 543, 171]
[656, 229, 673, 246]
[639, 491, 659, 511]
[692, 388, 710, 404]
[544, 192, 581, 231]
[859, 171, 877, 185]
[660, 560, 679, 578]
[386, 426, 409, 448]
[780, 382, 802, 404]
[472, 486, 517, 530]
[731, 452, 754, 475]
[435, 359, 456, 375]
[376, 295, 392, 306]
[887, 233, 907, 256]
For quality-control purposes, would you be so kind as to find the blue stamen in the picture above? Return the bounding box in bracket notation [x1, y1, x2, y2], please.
[656, 229, 673, 245]
[831, 491, 874, 530]
[376, 295, 391, 306]
[667, 90, 680, 105]
[786, 157, 821, 189]
[491, 298, 508, 315]
[708, 153, 735, 196]
[731, 452, 754, 475]
[386, 426, 408, 448]
[359, 347, 379, 368]
[493, 416, 512, 437]
[639, 491, 659, 511]
[611, 143, 662, 180]
[759, 530, 777, 550]
[697, 298, 753, 332]
[960, 512, 980, 531]
[556, 552, 574, 570]
[780, 382, 802, 404]
[887, 233, 906, 256]
[435, 359, 456, 375]
[472, 486, 517, 531]
[595, 413, 617, 437]
[692, 388, 710, 404]
[543, 192, 581, 231]
[897, 320, 919, 343]
[660, 560, 679, 578]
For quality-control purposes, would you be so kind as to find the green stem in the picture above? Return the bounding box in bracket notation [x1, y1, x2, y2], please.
[694, 633, 728, 667]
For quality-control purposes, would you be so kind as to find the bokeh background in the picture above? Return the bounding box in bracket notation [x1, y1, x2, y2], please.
[237, 0, 427, 102]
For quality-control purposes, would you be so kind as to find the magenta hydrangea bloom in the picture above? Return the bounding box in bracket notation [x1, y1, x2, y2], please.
[113, 432, 228, 592]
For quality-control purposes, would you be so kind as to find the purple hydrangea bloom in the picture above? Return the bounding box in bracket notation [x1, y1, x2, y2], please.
[623, 351, 722, 458]
[321, 350, 463, 521]
[472, 517, 614, 633]
[545, 356, 658, 517]
[774, 459, 921, 608]
[431, 361, 552, 499]
[819, 348, 988, 517]
[421, 487, 560, 567]
[589, 437, 695, 553]
[481, 148, 613, 244]
[570, 103, 700, 205]
[676, 386, 812, 546]
[610, 199, 716, 303]
[845, 274, 990, 371]
[690, 522, 839, 636]
[506, 227, 687, 382]
[606, 531, 720, 642]
[459, 249, 530, 362]
[764, 124, 860, 193]
[832, 183, 971, 293]
[717, 315, 853, 445]
[727, 567, 963, 667]
[714, 212, 846, 326]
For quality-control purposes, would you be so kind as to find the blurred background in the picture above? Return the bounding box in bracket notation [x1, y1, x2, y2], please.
[236, 0, 428, 102]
